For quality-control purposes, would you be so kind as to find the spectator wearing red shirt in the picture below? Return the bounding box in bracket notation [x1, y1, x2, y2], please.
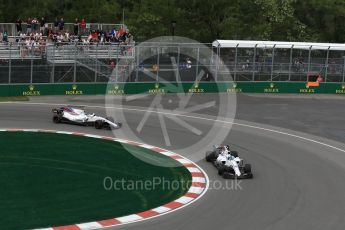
[91, 30, 98, 42]
[80, 19, 86, 35]
[317, 75, 323, 83]
[117, 26, 125, 38]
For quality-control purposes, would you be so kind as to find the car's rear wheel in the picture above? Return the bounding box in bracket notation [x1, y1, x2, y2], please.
[53, 115, 61, 124]
[231, 151, 238, 157]
[206, 151, 215, 162]
[95, 120, 103, 129]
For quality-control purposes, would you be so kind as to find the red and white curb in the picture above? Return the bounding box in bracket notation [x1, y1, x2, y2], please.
[0, 129, 209, 230]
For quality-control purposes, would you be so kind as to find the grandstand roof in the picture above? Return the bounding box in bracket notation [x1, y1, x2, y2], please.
[212, 40, 345, 51]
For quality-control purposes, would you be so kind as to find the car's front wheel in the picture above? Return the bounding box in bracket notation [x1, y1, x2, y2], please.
[95, 120, 103, 129]
[223, 172, 235, 179]
[218, 166, 225, 175]
[53, 115, 61, 123]
[206, 151, 215, 162]
[244, 164, 251, 173]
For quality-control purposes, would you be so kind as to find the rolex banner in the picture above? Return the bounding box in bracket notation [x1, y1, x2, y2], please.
[1, 82, 345, 96]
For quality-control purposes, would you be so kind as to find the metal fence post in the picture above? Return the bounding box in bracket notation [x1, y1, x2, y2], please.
[324, 46, 330, 82]
[8, 43, 11, 83]
[234, 44, 239, 81]
[157, 46, 160, 82]
[307, 45, 312, 74]
[252, 44, 257, 81]
[74, 45, 77, 83]
[196, 47, 200, 81]
[136, 46, 139, 81]
[94, 44, 98, 82]
[52, 46, 55, 83]
[116, 44, 119, 81]
[215, 45, 220, 81]
[342, 57, 345, 83]
[177, 46, 180, 81]
[288, 45, 293, 81]
[270, 45, 276, 81]
[30, 59, 33, 83]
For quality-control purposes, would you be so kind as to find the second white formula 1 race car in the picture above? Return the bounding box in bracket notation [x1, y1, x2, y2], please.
[52, 106, 122, 130]
[206, 145, 253, 179]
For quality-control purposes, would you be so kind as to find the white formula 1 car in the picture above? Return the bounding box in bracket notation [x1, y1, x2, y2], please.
[206, 145, 253, 179]
[52, 106, 122, 130]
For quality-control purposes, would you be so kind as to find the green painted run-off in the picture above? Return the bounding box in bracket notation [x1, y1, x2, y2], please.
[0, 132, 191, 229]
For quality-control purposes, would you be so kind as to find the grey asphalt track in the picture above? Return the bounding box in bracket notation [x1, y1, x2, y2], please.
[1, 94, 345, 230]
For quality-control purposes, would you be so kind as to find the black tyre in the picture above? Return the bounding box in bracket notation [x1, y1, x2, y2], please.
[244, 164, 251, 173]
[218, 166, 225, 175]
[223, 172, 235, 179]
[53, 115, 61, 123]
[95, 120, 103, 129]
[205, 151, 215, 162]
[231, 151, 238, 158]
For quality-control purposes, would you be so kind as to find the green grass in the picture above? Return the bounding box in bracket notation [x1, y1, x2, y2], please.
[0, 96, 29, 102]
[0, 132, 192, 229]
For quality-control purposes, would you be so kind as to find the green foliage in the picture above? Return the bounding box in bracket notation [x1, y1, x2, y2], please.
[1, 0, 344, 43]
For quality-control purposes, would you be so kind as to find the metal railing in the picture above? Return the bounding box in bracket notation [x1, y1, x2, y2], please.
[0, 42, 345, 84]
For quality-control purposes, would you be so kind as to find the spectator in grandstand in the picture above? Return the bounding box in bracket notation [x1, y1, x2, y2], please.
[74, 18, 79, 35]
[298, 57, 304, 72]
[56, 32, 64, 46]
[202, 70, 212, 81]
[25, 38, 32, 55]
[128, 33, 134, 44]
[80, 18, 86, 35]
[34, 31, 43, 41]
[3, 31, 8, 43]
[58, 17, 65, 31]
[117, 26, 126, 42]
[110, 59, 116, 69]
[54, 17, 59, 32]
[32, 18, 39, 33]
[64, 30, 70, 42]
[111, 28, 117, 38]
[16, 18, 22, 33]
[40, 17, 46, 35]
[19, 32, 26, 41]
[186, 58, 192, 69]
[26, 17, 32, 34]
[38, 38, 46, 56]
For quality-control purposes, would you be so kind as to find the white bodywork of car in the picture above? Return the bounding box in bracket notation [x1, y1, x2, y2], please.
[62, 107, 120, 128]
[216, 154, 242, 177]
